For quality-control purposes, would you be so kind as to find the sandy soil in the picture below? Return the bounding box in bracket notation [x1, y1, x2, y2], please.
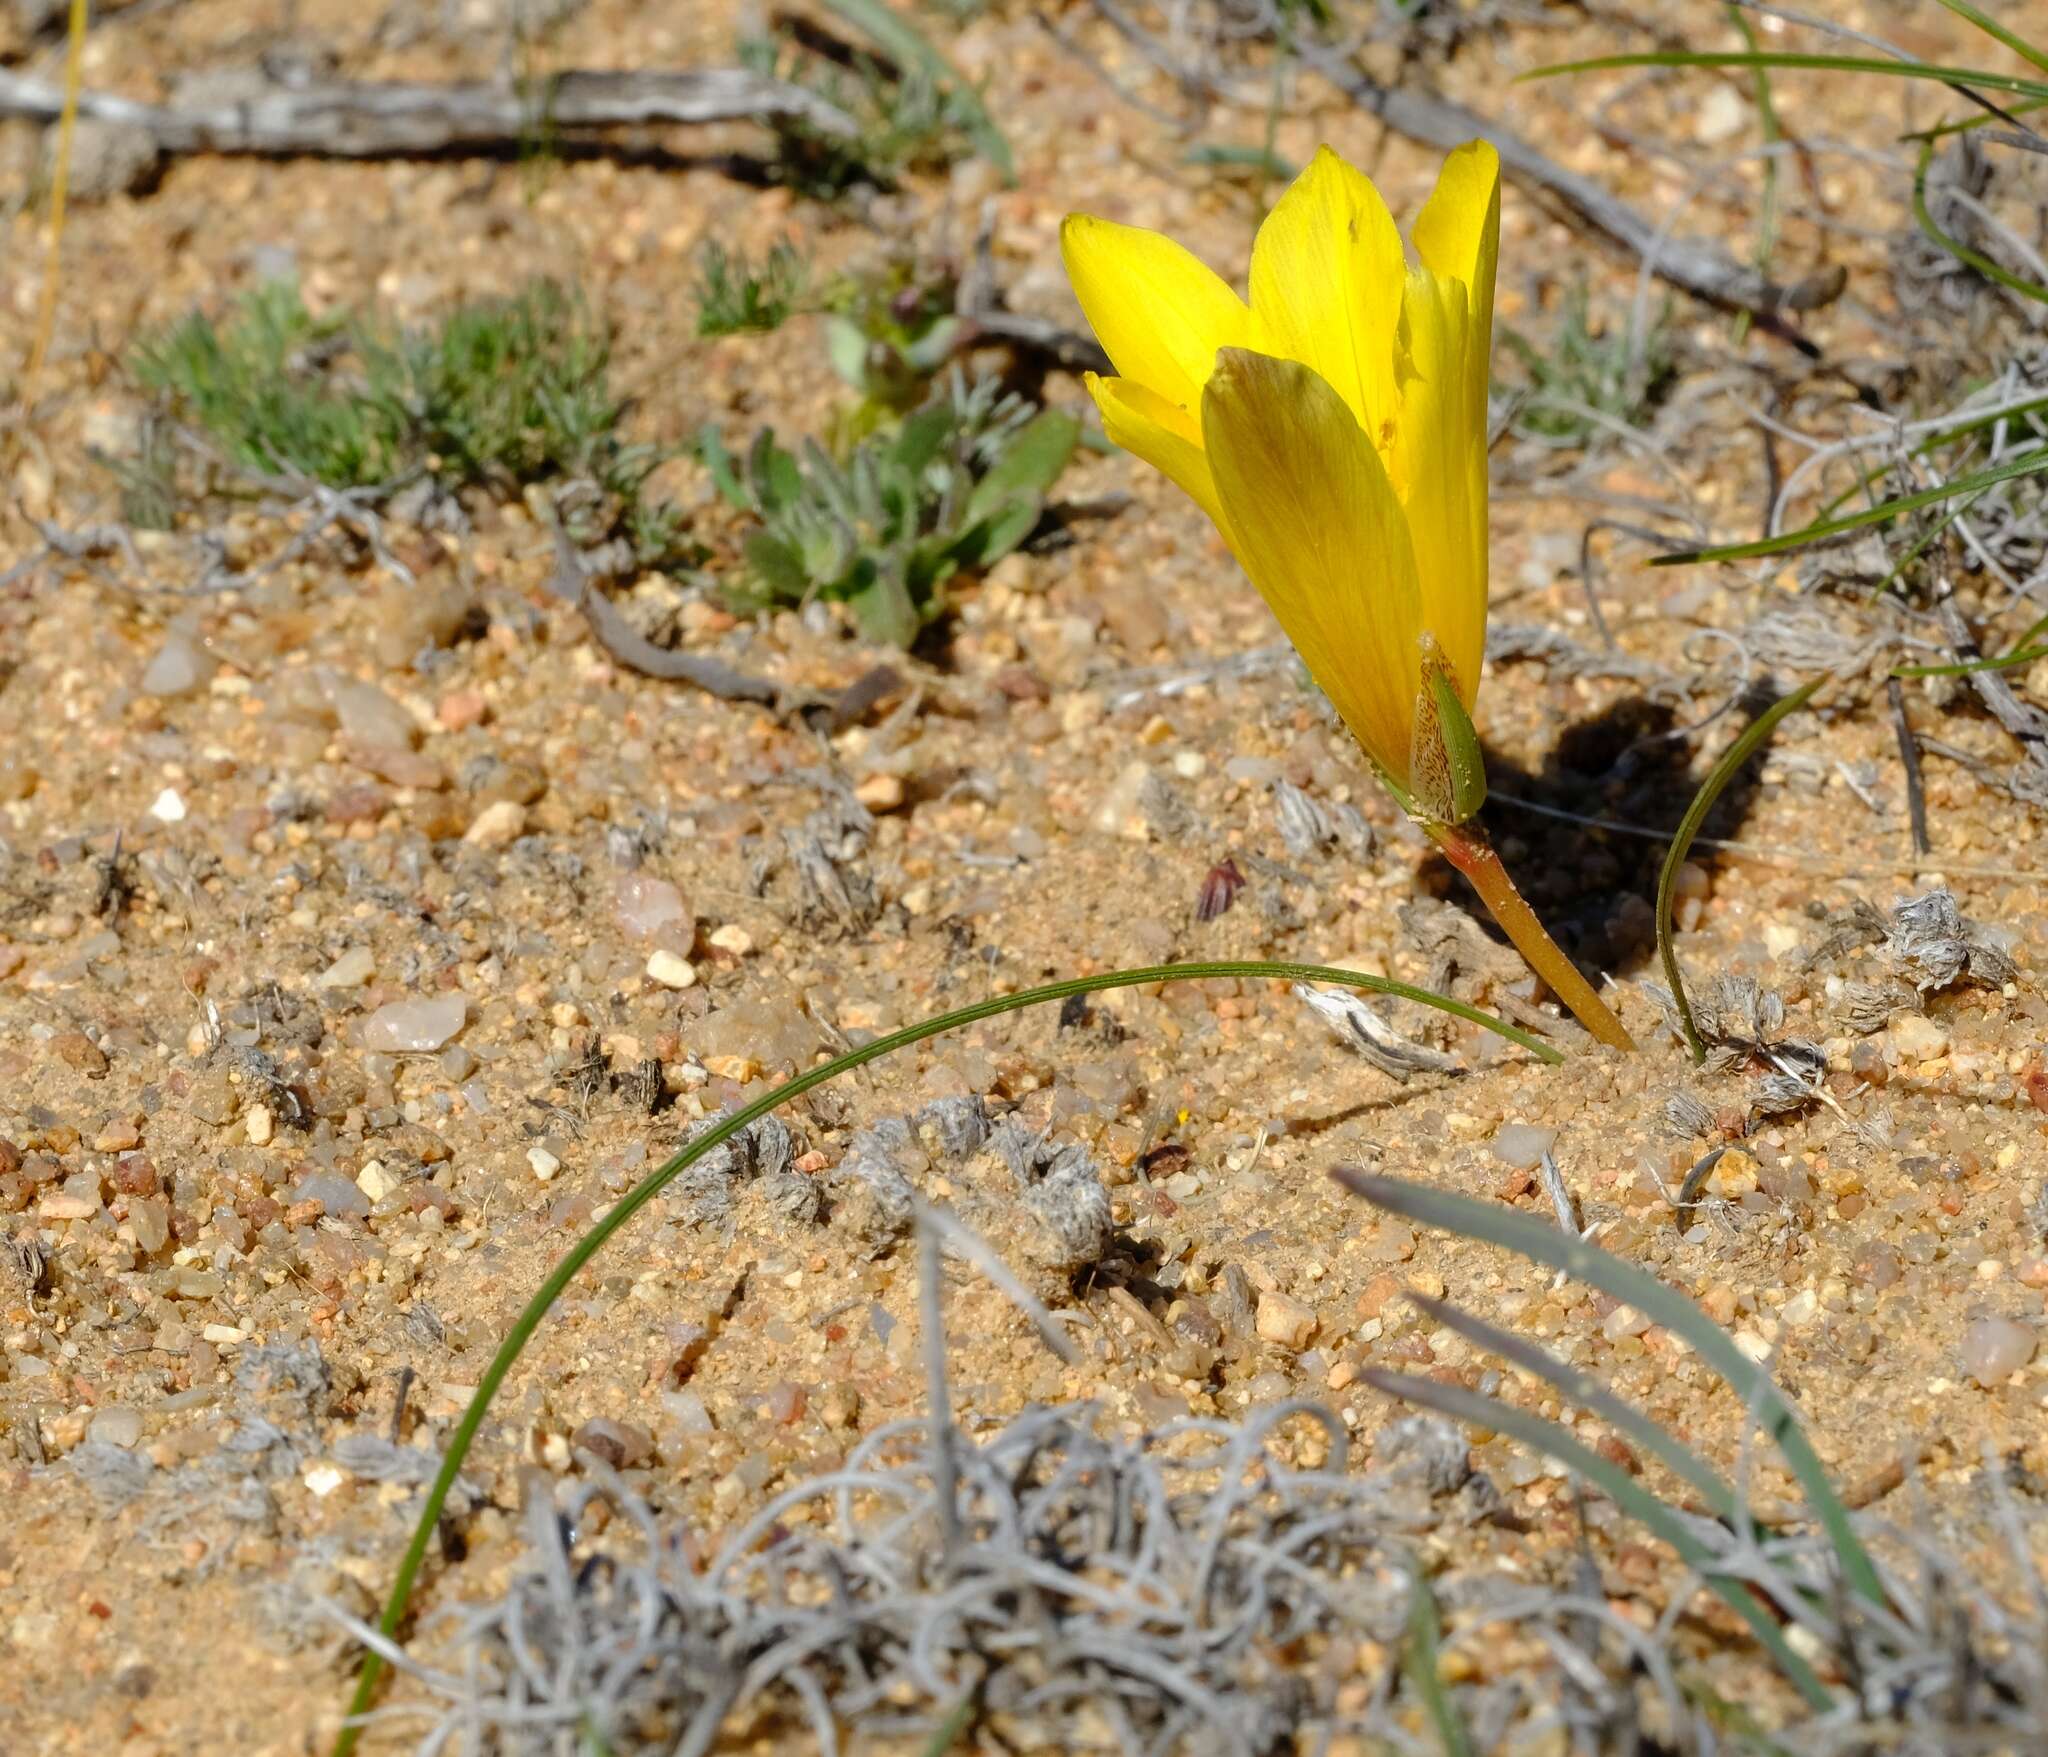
[3, 0, 2047, 1750]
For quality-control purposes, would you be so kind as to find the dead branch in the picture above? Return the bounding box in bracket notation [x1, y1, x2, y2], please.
[0, 67, 858, 157]
[539, 515, 781, 709]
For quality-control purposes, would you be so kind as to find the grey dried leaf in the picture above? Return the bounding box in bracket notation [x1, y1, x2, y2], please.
[1838, 979, 1906, 1034]
[1798, 899, 1889, 971]
[1753, 1072, 1821, 1116]
[1888, 890, 1972, 991]
[1329, 800, 1375, 857]
[1138, 770, 1196, 840]
[1293, 983, 1463, 1078]
[1663, 1092, 1717, 1139]
[1271, 778, 1334, 859]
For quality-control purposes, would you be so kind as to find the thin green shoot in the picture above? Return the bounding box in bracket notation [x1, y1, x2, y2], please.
[1656, 677, 1824, 1062]
[1653, 444, 2048, 565]
[820, 0, 1014, 179]
[1336, 1172, 1888, 1615]
[1520, 52, 2048, 106]
[1401, 1569, 1477, 1757]
[1913, 137, 2048, 307]
[331, 961, 1557, 1755]
[1931, 0, 2048, 78]
[1369, 1366, 1833, 1711]
[1725, 3, 1782, 347]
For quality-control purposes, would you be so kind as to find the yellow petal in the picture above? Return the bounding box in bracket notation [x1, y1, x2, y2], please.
[1412, 139, 1501, 347]
[1061, 214, 1251, 413]
[1201, 349, 1422, 781]
[1084, 373, 1228, 535]
[1246, 146, 1407, 443]
[1391, 141, 1500, 706]
[1390, 269, 1489, 705]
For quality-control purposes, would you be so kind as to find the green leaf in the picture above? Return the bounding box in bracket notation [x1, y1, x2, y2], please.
[963, 409, 1079, 527]
[1654, 444, 2048, 565]
[1367, 1368, 1834, 1711]
[892, 402, 960, 478]
[848, 565, 924, 646]
[1184, 142, 1300, 179]
[1657, 678, 1823, 1062]
[900, 315, 966, 373]
[1401, 1569, 1476, 1757]
[1931, 0, 2048, 76]
[956, 498, 1040, 570]
[744, 531, 815, 600]
[1406, 1292, 1742, 1523]
[1521, 50, 2048, 105]
[819, 0, 1016, 179]
[1337, 1172, 1888, 1613]
[694, 424, 747, 509]
[825, 315, 873, 390]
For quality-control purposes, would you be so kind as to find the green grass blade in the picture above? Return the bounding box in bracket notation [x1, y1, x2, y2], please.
[1401, 1567, 1477, 1757]
[1656, 677, 1823, 1061]
[1932, 0, 2048, 77]
[1338, 1172, 1886, 1613]
[1908, 93, 2048, 142]
[1407, 1292, 1740, 1523]
[820, 0, 1014, 178]
[1520, 51, 2048, 104]
[1652, 444, 2048, 564]
[1367, 1369, 1834, 1711]
[1913, 137, 2048, 306]
[1725, 4, 1782, 347]
[330, 962, 1554, 1753]
[1893, 642, 2048, 680]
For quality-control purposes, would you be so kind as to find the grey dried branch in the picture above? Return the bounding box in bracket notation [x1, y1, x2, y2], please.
[0, 67, 858, 158]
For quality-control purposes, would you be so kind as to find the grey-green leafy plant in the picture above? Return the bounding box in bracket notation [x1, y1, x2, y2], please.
[131, 280, 692, 565]
[1496, 282, 1676, 447]
[700, 376, 1079, 646]
[693, 239, 813, 339]
[738, 6, 998, 196]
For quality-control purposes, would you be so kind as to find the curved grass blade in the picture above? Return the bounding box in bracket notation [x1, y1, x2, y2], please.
[1401, 1567, 1477, 1757]
[1366, 1368, 1834, 1711]
[1657, 677, 1824, 1061]
[330, 962, 1553, 1754]
[1931, 0, 2048, 77]
[1337, 1172, 1886, 1613]
[1520, 52, 2048, 106]
[821, 0, 1014, 179]
[1893, 642, 2048, 680]
[1406, 1292, 1740, 1523]
[1914, 138, 2048, 307]
[1650, 444, 2048, 565]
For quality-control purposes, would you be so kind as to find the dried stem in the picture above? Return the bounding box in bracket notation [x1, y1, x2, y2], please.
[1426, 821, 1637, 1051]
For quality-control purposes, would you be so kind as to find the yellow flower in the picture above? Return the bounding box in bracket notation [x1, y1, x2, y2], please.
[1061, 141, 1501, 822]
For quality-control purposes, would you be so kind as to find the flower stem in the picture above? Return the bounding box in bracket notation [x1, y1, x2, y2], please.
[1426, 821, 1637, 1051]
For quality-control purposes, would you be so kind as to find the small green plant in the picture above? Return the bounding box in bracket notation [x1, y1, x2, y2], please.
[693, 239, 812, 338]
[1496, 283, 1676, 446]
[739, 18, 990, 194]
[700, 376, 1078, 646]
[822, 261, 966, 426]
[131, 281, 692, 564]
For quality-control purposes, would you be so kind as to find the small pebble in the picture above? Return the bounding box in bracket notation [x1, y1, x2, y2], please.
[616, 873, 690, 941]
[708, 924, 754, 956]
[645, 950, 697, 990]
[1890, 1013, 1949, 1062]
[141, 632, 208, 698]
[148, 787, 187, 824]
[244, 1104, 274, 1147]
[1961, 1315, 2037, 1386]
[1255, 1290, 1319, 1349]
[89, 1407, 145, 1449]
[464, 799, 528, 848]
[1489, 1122, 1557, 1171]
[319, 947, 375, 988]
[528, 1146, 562, 1181]
[855, 773, 905, 811]
[361, 994, 467, 1053]
[355, 1160, 397, 1203]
